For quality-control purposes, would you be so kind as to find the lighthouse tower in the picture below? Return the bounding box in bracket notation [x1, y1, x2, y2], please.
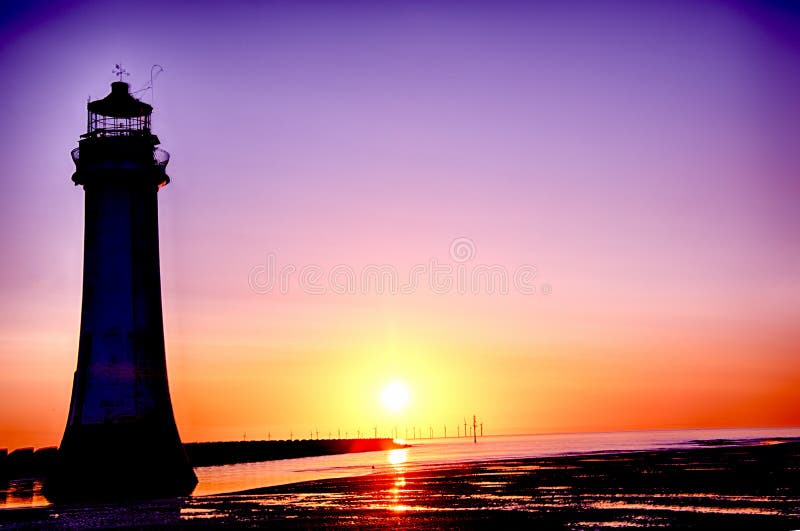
[45, 79, 197, 500]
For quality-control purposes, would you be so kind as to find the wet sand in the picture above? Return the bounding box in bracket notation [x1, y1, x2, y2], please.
[2, 438, 799, 529]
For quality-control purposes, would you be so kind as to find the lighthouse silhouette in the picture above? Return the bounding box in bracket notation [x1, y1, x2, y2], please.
[45, 77, 197, 500]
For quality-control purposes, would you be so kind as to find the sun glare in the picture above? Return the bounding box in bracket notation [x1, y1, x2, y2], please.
[380, 381, 410, 413]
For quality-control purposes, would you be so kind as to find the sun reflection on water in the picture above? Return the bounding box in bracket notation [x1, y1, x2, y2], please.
[386, 448, 410, 511]
[387, 448, 408, 467]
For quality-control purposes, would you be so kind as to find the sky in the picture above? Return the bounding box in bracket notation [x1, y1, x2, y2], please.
[1, 0, 799, 450]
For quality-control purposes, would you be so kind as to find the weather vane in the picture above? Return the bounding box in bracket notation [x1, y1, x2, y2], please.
[112, 64, 129, 82]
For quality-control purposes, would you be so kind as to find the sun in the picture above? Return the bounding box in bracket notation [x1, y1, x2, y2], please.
[380, 381, 410, 413]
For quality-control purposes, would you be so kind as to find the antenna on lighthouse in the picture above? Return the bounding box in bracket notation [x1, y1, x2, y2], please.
[150, 64, 164, 108]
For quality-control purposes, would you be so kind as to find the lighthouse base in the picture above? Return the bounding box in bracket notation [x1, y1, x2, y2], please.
[44, 421, 197, 502]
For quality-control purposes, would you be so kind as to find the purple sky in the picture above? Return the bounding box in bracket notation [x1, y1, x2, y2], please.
[1, 1, 799, 447]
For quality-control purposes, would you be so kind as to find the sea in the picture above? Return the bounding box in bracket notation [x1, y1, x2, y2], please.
[3, 426, 800, 510]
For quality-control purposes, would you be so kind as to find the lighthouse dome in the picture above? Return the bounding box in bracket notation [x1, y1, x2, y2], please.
[88, 81, 152, 117]
[85, 82, 152, 137]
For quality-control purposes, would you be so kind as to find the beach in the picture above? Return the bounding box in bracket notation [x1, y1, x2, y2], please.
[2, 436, 799, 529]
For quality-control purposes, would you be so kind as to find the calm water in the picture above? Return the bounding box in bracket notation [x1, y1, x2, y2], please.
[3, 427, 800, 509]
[193, 427, 800, 496]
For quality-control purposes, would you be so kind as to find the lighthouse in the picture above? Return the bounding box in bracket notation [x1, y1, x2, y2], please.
[45, 77, 197, 500]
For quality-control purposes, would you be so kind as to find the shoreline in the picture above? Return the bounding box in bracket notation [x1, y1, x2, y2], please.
[1, 437, 798, 528]
[189, 437, 800, 529]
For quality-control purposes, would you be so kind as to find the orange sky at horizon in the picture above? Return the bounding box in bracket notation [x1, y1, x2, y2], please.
[2, 279, 799, 450]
